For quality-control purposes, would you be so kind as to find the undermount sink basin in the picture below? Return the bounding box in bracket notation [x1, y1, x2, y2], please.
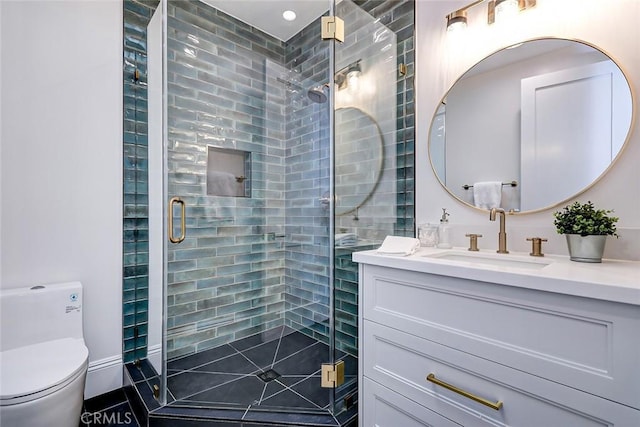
[423, 251, 552, 270]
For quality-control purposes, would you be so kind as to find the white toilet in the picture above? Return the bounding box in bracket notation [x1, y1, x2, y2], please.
[0, 282, 89, 427]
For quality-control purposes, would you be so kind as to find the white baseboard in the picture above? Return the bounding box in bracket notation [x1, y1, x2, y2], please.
[148, 344, 162, 373]
[84, 354, 123, 399]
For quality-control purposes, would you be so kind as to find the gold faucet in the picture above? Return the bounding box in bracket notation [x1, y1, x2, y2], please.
[489, 208, 509, 254]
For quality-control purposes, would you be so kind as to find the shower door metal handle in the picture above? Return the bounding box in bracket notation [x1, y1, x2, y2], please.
[168, 197, 186, 244]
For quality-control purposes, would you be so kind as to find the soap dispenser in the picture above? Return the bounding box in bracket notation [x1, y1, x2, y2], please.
[437, 208, 452, 249]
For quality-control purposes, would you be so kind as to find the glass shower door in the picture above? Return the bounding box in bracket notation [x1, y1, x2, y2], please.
[331, 0, 399, 416]
[159, 0, 339, 418]
[144, 0, 414, 423]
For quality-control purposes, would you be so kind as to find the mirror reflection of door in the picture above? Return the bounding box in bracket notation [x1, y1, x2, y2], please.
[520, 60, 631, 211]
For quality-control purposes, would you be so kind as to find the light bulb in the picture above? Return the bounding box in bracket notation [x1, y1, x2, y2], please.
[495, 0, 519, 23]
[446, 20, 467, 32]
[347, 70, 360, 91]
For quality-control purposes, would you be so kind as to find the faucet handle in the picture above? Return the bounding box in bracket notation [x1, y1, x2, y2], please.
[465, 233, 483, 252]
[526, 237, 548, 257]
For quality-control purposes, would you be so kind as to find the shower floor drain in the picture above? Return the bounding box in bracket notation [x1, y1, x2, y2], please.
[257, 369, 281, 383]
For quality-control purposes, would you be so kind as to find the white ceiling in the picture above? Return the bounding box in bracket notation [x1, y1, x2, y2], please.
[202, 0, 332, 42]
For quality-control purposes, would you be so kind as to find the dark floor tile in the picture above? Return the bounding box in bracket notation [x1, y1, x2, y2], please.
[259, 388, 318, 410]
[168, 344, 237, 371]
[135, 378, 162, 411]
[124, 385, 147, 427]
[184, 375, 265, 406]
[272, 342, 329, 376]
[289, 376, 329, 408]
[240, 339, 280, 369]
[274, 331, 318, 362]
[338, 355, 358, 377]
[84, 401, 139, 426]
[336, 409, 358, 427]
[335, 378, 358, 404]
[335, 402, 358, 427]
[168, 371, 243, 400]
[125, 363, 145, 383]
[229, 325, 285, 352]
[194, 353, 260, 375]
[140, 359, 159, 379]
[274, 375, 309, 388]
[260, 380, 286, 401]
[84, 388, 128, 413]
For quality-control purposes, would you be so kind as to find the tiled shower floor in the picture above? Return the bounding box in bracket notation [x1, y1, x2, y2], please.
[165, 326, 357, 415]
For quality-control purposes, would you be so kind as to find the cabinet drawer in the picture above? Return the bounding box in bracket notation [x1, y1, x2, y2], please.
[362, 265, 640, 409]
[364, 321, 640, 427]
[362, 377, 460, 427]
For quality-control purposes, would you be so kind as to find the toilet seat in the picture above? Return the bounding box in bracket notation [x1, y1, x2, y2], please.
[0, 338, 88, 405]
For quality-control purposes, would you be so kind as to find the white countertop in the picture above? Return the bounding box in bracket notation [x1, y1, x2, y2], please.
[353, 247, 640, 306]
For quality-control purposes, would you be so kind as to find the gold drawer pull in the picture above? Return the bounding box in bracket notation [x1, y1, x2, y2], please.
[426, 373, 503, 411]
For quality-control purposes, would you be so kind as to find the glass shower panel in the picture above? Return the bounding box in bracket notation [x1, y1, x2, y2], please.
[161, 0, 336, 416]
[332, 0, 398, 414]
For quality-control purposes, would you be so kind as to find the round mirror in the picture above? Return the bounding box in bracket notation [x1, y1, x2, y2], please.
[335, 107, 384, 215]
[429, 38, 634, 213]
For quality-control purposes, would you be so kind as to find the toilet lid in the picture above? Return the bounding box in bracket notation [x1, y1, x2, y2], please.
[0, 337, 88, 402]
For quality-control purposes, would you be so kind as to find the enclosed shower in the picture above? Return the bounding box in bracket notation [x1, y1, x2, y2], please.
[122, 0, 414, 425]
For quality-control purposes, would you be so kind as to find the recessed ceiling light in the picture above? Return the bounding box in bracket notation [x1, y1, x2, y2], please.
[282, 10, 297, 21]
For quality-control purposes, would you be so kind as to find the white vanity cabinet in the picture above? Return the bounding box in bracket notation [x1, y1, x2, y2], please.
[355, 252, 640, 427]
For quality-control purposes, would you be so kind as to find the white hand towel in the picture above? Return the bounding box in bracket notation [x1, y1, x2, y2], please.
[208, 171, 238, 196]
[377, 236, 420, 256]
[473, 181, 502, 209]
[335, 233, 357, 247]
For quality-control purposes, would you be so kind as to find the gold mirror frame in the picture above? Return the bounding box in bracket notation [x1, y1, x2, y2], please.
[428, 37, 636, 215]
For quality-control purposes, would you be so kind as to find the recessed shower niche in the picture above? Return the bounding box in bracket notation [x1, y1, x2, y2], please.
[206, 146, 251, 197]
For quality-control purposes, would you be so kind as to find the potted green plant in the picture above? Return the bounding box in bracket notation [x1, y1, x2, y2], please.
[553, 201, 619, 263]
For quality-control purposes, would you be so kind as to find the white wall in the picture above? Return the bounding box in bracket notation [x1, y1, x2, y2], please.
[1, 1, 123, 398]
[416, 0, 640, 260]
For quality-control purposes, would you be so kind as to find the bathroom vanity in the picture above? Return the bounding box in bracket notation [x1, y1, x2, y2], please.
[354, 248, 640, 426]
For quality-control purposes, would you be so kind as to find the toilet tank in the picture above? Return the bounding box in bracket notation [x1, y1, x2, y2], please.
[0, 282, 84, 352]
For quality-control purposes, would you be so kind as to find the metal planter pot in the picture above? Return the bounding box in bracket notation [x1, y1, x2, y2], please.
[565, 234, 607, 263]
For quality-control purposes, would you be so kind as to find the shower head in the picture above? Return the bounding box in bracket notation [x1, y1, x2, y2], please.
[307, 84, 329, 104]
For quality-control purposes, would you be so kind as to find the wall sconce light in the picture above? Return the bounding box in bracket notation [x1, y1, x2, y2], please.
[487, 0, 536, 25]
[446, 0, 536, 31]
[446, 9, 469, 32]
[335, 59, 361, 90]
[495, 0, 520, 20]
[446, 0, 483, 32]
